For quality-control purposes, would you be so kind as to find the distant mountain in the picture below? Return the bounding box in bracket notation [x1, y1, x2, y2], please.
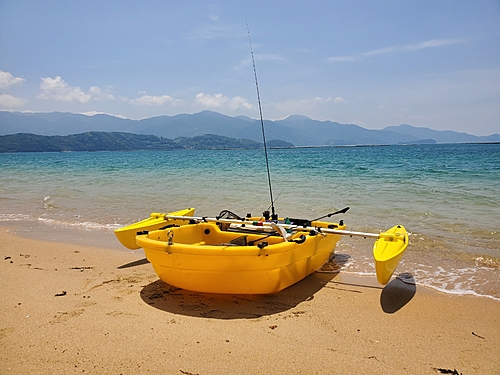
[0, 111, 137, 135]
[1, 110, 498, 146]
[0, 132, 294, 153]
[266, 116, 416, 146]
[138, 111, 255, 139]
[383, 124, 500, 143]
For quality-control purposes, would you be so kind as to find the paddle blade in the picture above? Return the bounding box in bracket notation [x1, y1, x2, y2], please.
[373, 225, 409, 285]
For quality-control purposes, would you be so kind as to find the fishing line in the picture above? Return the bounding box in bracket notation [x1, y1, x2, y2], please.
[257, 189, 284, 221]
[246, 19, 277, 221]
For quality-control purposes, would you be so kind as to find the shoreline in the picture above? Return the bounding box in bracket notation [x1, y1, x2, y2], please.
[1, 219, 124, 250]
[1, 225, 499, 374]
[4, 218, 499, 301]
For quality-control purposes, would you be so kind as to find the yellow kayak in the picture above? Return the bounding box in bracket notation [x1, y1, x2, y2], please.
[373, 225, 409, 285]
[115, 209, 409, 291]
[114, 208, 195, 249]
[136, 219, 345, 294]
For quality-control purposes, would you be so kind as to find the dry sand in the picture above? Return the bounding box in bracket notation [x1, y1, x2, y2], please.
[1, 226, 499, 374]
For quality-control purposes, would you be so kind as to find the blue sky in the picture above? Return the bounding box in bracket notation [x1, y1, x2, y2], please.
[0, 0, 499, 135]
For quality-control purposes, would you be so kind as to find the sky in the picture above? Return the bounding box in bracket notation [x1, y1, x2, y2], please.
[0, 0, 499, 136]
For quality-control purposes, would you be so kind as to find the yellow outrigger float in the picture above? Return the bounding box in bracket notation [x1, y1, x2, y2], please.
[373, 225, 409, 285]
[115, 210, 409, 294]
[114, 208, 195, 249]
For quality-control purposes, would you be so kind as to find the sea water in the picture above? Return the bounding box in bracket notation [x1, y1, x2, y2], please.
[1, 143, 499, 299]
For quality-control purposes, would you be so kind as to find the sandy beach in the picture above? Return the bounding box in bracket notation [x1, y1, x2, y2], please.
[1, 226, 499, 375]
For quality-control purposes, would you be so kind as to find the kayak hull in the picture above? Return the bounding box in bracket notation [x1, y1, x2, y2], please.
[114, 208, 195, 250]
[373, 225, 408, 285]
[137, 221, 344, 294]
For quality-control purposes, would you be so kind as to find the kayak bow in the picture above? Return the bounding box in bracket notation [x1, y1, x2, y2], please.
[114, 208, 195, 249]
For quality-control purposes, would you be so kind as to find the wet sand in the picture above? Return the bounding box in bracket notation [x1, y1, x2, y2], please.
[1, 226, 499, 374]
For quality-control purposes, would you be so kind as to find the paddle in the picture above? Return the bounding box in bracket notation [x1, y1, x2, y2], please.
[161, 214, 405, 241]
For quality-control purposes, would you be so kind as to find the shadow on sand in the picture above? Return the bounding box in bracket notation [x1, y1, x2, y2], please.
[136, 253, 415, 318]
[380, 273, 417, 313]
[138, 253, 351, 320]
[140, 271, 338, 319]
[117, 258, 149, 269]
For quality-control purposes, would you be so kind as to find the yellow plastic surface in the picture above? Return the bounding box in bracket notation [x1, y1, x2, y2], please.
[114, 208, 195, 249]
[137, 220, 344, 294]
[372, 225, 408, 285]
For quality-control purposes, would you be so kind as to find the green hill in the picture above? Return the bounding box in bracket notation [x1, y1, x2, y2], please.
[0, 132, 294, 153]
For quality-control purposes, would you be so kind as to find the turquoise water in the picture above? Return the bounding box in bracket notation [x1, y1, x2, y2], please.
[1, 144, 499, 299]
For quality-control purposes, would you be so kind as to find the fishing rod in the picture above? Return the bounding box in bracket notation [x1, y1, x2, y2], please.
[256, 189, 284, 221]
[247, 20, 277, 221]
[311, 207, 350, 222]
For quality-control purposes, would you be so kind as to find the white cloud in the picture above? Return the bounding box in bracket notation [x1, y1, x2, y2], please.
[194, 92, 253, 110]
[362, 46, 399, 57]
[89, 86, 115, 101]
[38, 76, 91, 103]
[228, 96, 253, 110]
[0, 70, 25, 90]
[333, 96, 348, 103]
[326, 56, 355, 63]
[187, 23, 236, 40]
[129, 93, 184, 106]
[327, 38, 468, 62]
[0, 94, 27, 108]
[275, 96, 333, 112]
[0, 70, 27, 108]
[37, 76, 115, 103]
[195, 92, 225, 108]
[400, 38, 467, 51]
